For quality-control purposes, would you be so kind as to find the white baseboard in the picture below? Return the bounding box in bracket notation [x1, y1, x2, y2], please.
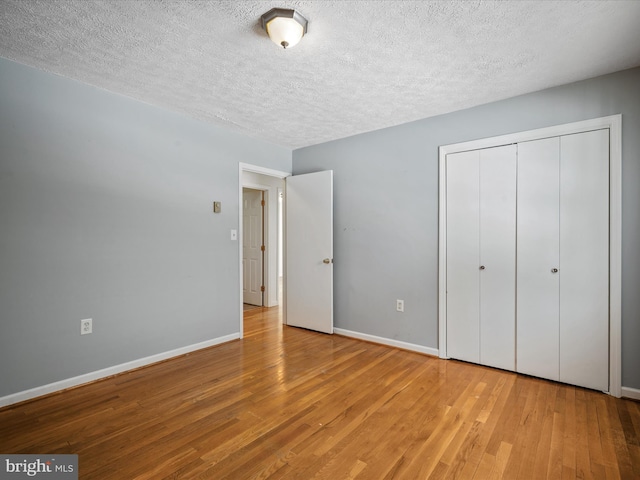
[0, 333, 240, 408]
[334, 328, 439, 357]
[621, 386, 640, 401]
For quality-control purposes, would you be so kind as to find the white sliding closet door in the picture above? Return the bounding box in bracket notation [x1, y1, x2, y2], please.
[559, 130, 609, 391]
[446, 145, 516, 369]
[516, 137, 561, 381]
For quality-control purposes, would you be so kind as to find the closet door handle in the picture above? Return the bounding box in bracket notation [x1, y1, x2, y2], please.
[479, 265, 486, 270]
[551, 268, 558, 273]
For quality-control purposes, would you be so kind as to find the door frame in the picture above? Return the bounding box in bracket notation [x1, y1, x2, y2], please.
[238, 163, 290, 338]
[438, 114, 622, 397]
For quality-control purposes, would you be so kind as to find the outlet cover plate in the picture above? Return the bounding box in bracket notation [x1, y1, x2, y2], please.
[81, 318, 92, 335]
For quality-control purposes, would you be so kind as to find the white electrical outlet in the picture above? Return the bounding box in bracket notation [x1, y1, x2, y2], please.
[81, 318, 92, 335]
[396, 299, 404, 312]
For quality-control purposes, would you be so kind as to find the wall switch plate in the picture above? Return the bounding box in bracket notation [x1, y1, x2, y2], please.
[230, 229, 237, 241]
[81, 318, 92, 335]
[396, 299, 404, 312]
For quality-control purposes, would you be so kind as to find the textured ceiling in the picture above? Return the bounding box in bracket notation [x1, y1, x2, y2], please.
[1, 1, 640, 149]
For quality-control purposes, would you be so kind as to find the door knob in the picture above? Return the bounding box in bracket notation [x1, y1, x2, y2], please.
[479, 265, 485, 270]
[551, 268, 558, 273]
[323, 258, 332, 264]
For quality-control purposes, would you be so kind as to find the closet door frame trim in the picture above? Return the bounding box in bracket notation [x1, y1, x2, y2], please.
[438, 114, 622, 397]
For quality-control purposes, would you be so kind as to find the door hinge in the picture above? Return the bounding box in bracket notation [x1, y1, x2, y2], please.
[261, 245, 265, 251]
[261, 200, 265, 206]
[260, 285, 265, 292]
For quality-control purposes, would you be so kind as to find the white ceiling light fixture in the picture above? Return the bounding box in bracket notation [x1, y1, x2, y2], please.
[260, 8, 308, 49]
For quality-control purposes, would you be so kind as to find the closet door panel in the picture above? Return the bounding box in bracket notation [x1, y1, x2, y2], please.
[446, 150, 480, 363]
[517, 138, 560, 381]
[559, 130, 609, 391]
[479, 145, 516, 370]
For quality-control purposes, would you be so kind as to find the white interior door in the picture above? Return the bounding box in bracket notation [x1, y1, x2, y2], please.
[559, 130, 609, 391]
[446, 150, 480, 363]
[285, 170, 333, 334]
[479, 145, 516, 371]
[517, 137, 561, 381]
[243, 189, 264, 306]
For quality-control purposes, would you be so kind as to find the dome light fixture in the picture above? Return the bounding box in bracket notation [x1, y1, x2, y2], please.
[260, 8, 308, 49]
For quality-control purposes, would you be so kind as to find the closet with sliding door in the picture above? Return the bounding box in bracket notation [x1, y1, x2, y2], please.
[439, 116, 620, 394]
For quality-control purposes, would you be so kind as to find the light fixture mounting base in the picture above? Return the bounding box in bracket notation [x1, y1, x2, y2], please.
[260, 8, 308, 34]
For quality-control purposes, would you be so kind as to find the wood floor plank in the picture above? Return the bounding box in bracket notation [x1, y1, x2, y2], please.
[547, 411, 564, 478]
[393, 379, 487, 478]
[449, 373, 515, 479]
[618, 400, 640, 479]
[472, 450, 497, 479]
[531, 383, 558, 479]
[1, 305, 638, 479]
[562, 386, 577, 476]
[597, 396, 623, 479]
[575, 388, 595, 480]
[486, 375, 530, 464]
[502, 379, 541, 479]
[490, 441, 513, 479]
[285, 354, 434, 478]
[587, 392, 607, 478]
[351, 362, 451, 478]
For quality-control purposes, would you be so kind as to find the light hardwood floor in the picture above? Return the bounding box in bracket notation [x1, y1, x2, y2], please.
[1, 306, 639, 479]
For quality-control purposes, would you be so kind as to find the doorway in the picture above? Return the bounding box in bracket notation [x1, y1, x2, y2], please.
[239, 163, 289, 338]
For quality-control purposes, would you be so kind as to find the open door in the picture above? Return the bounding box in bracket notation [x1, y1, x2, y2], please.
[285, 170, 333, 334]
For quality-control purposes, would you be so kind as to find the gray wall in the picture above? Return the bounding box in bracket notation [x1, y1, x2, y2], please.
[293, 67, 640, 390]
[0, 58, 291, 397]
